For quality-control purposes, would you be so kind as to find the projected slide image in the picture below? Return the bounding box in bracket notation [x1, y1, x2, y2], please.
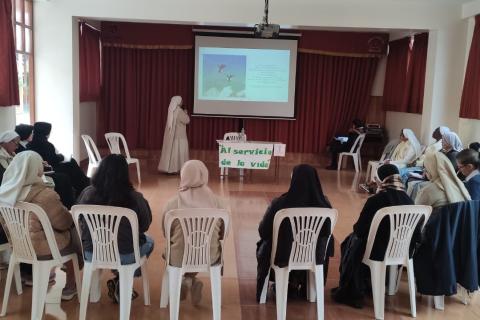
[202, 54, 247, 99]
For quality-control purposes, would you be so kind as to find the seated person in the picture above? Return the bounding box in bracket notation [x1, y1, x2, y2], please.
[326, 119, 365, 170]
[362, 129, 421, 191]
[0, 131, 20, 182]
[256, 164, 333, 302]
[332, 164, 414, 308]
[77, 154, 153, 303]
[456, 149, 480, 200]
[0, 151, 82, 300]
[14, 124, 33, 153]
[415, 152, 470, 208]
[162, 160, 226, 305]
[469, 142, 480, 152]
[441, 131, 463, 172]
[27, 122, 89, 197]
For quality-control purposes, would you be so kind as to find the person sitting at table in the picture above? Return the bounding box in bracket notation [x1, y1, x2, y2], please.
[415, 152, 470, 208]
[257, 164, 333, 301]
[441, 131, 463, 172]
[332, 164, 414, 309]
[456, 149, 480, 200]
[326, 119, 365, 170]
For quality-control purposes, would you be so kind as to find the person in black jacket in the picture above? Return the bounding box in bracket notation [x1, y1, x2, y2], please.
[27, 122, 89, 197]
[77, 154, 153, 303]
[14, 124, 33, 153]
[332, 164, 414, 308]
[326, 119, 365, 170]
[456, 149, 480, 200]
[256, 164, 333, 302]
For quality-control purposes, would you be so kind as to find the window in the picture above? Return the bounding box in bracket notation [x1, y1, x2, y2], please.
[12, 0, 34, 124]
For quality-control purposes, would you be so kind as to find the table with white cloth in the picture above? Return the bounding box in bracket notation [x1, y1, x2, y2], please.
[216, 140, 286, 179]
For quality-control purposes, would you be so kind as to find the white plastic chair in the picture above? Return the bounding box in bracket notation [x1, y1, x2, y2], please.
[104, 133, 141, 184]
[259, 208, 338, 320]
[0, 241, 21, 293]
[362, 205, 432, 320]
[160, 208, 230, 320]
[220, 132, 246, 177]
[71, 205, 151, 320]
[0, 202, 81, 320]
[81, 134, 102, 178]
[337, 133, 366, 173]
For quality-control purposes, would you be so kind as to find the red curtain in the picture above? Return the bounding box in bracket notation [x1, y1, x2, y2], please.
[383, 37, 411, 112]
[405, 33, 428, 114]
[99, 46, 238, 149]
[460, 15, 480, 119]
[244, 53, 378, 153]
[0, 0, 19, 107]
[79, 22, 101, 102]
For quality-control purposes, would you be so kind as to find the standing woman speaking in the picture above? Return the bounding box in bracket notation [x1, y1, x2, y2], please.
[158, 96, 190, 173]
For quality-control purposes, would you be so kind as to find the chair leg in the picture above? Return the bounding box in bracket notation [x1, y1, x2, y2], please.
[1, 256, 17, 316]
[71, 255, 82, 303]
[315, 265, 324, 320]
[159, 268, 169, 308]
[406, 260, 417, 317]
[433, 296, 444, 310]
[118, 267, 135, 320]
[31, 263, 52, 320]
[353, 155, 359, 172]
[307, 270, 316, 303]
[358, 155, 362, 172]
[135, 161, 141, 184]
[14, 262, 22, 295]
[89, 269, 102, 303]
[369, 262, 386, 320]
[337, 155, 343, 171]
[141, 262, 151, 306]
[87, 165, 93, 178]
[387, 265, 398, 296]
[274, 268, 289, 320]
[168, 267, 183, 320]
[259, 271, 270, 304]
[79, 264, 94, 320]
[210, 265, 222, 320]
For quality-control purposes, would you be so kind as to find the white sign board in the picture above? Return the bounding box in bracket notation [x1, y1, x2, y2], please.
[218, 142, 274, 169]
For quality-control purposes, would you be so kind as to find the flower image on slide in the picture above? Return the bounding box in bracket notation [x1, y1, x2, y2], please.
[202, 54, 246, 99]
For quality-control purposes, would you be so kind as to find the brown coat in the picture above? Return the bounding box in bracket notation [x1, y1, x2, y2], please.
[24, 184, 73, 256]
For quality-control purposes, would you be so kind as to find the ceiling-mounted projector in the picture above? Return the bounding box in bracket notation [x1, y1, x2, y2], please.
[253, 0, 280, 38]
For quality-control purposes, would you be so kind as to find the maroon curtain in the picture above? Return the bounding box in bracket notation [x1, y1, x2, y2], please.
[383, 37, 411, 112]
[100, 46, 238, 149]
[0, 0, 19, 107]
[244, 53, 378, 153]
[460, 15, 480, 119]
[405, 33, 428, 114]
[79, 22, 101, 102]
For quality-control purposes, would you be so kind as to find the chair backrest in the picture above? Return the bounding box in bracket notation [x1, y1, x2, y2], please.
[270, 207, 338, 269]
[349, 133, 367, 154]
[0, 202, 63, 263]
[71, 205, 141, 268]
[164, 208, 230, 272]
[105, 132, 132, 159]
[81, 134, 102, 165]
[379, 139, 400, 161]
[363, 205, 432, 265]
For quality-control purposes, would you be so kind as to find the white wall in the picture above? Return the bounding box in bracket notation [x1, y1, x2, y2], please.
[371, 56, 386, 96]
[459, 118, 480, 146]
[33, 0, 471, 159]
[385, 111, 423, 142]
[0, 107, 16, 133]
[79, 102, 97, 161]
[463, 0, 480, 18]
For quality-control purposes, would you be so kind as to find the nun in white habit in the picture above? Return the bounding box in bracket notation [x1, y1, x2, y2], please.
[158, 96, 190, 173]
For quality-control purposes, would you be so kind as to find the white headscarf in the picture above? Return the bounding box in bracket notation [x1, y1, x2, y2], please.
[166, 96, 183, 132]
[424, 152, 471, 204]
[0, 131, 19, 144]
[0, 151, 44, 206]
[402, 128, 422, 158]
[438, 126, 450, 136]
[177, 160, 218, 208]
[442, 132, 463, 152]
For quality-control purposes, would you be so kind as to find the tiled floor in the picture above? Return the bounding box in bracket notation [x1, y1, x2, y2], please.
[1, 150, 479, 319]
